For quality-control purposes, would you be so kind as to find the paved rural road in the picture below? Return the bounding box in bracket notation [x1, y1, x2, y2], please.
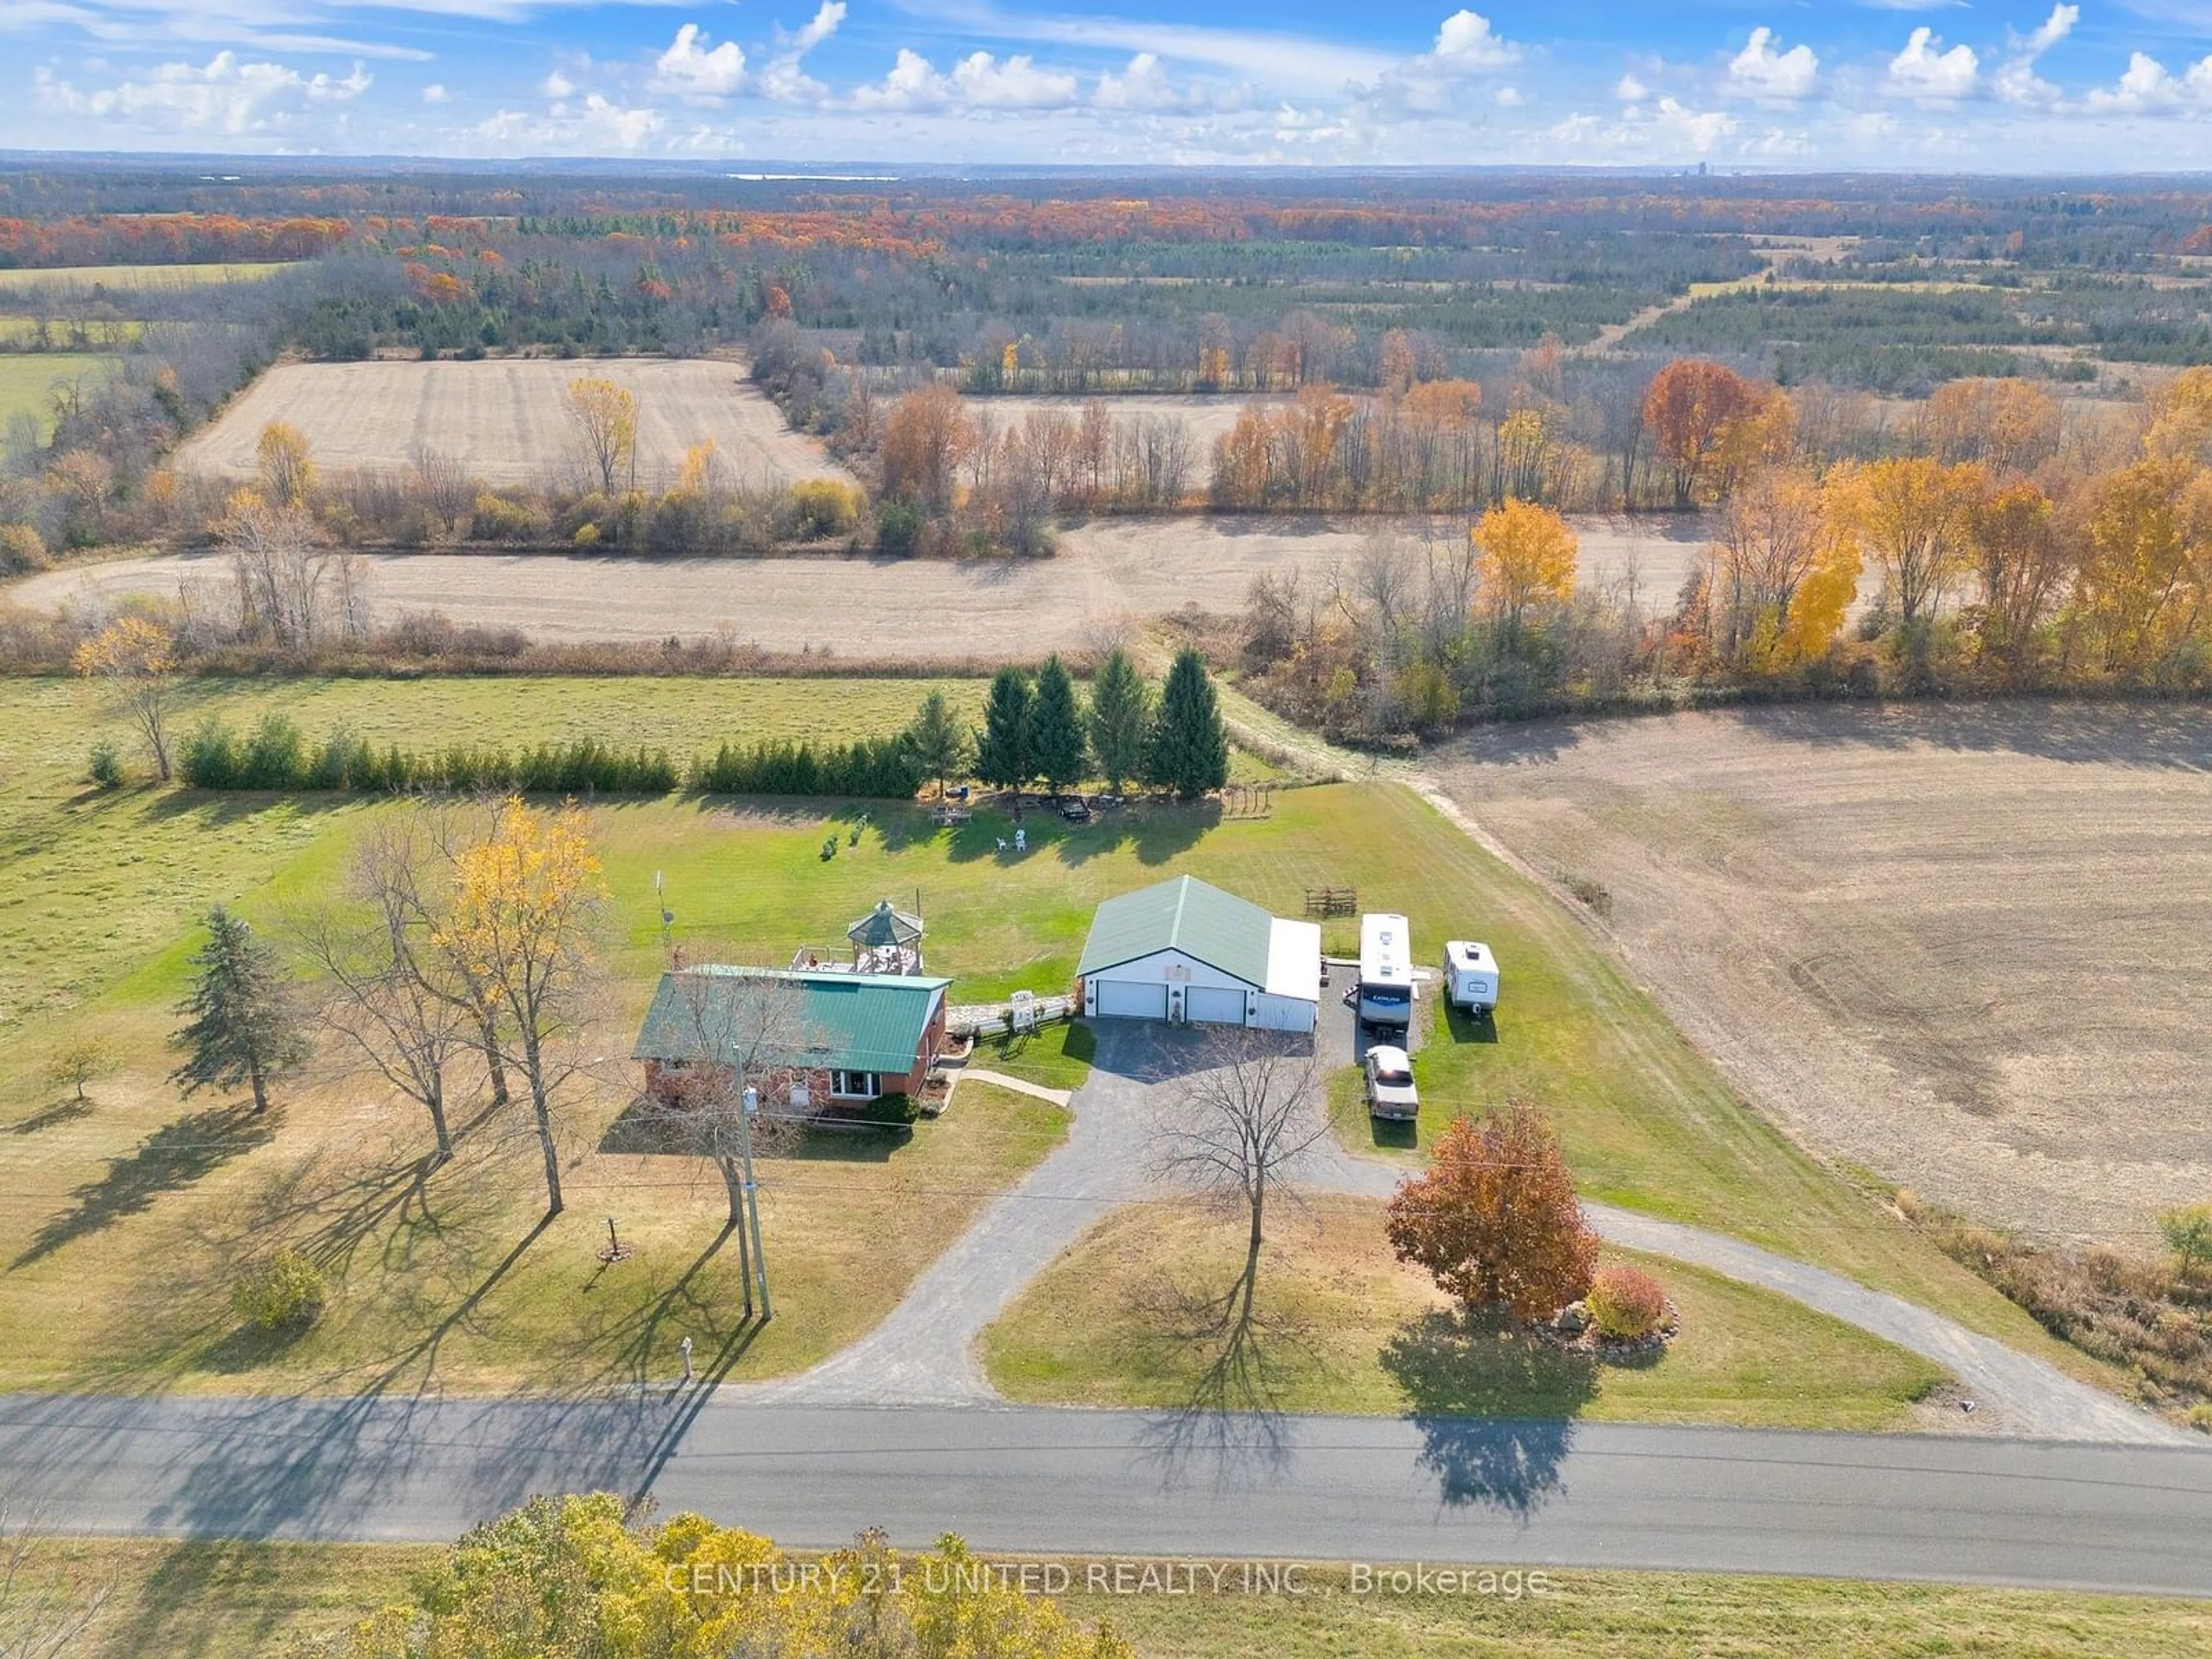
[1, 1393, 2208, 1593]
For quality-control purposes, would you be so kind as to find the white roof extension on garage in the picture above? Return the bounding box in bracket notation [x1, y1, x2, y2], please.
[1077, 874, 1321, 1032]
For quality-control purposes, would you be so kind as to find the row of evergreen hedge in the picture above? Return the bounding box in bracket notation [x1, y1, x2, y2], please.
[175, 715, 926, 799]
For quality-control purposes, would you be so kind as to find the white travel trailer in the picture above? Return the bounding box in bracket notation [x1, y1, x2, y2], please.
[1443, 939, 1499, 1014]
[1357, 912, 1414, 1032]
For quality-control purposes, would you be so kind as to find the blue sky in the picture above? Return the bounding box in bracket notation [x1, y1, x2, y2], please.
[8, 2, 2212, 168]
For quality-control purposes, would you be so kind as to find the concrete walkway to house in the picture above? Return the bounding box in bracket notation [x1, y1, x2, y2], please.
[956, 1069, 1074, 1107]
[745, 1024, 2182, 1441]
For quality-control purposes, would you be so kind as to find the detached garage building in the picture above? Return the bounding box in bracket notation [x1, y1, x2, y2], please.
[1078, 874, 1320, 1033]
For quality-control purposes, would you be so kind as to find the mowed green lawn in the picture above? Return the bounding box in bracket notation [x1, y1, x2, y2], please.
[0, 673, 2109, 1397]
[0, 352, 117, 438]
[16, 1536, 2212, 1659]
[0, 676, 985, 1040]
[984, 1198, 1945, 1430]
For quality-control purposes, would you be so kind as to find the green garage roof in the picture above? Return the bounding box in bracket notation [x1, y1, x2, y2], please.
[632, 967, 950, 1074]
[1078, 874, 1273, 988]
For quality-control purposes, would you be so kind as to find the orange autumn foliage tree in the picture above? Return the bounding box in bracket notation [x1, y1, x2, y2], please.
[1643, 358, 1769, 507]
[880, 382, 976, 515]
[1926, 377, 2061, 478]
[1385, 1104, 1599, 1325]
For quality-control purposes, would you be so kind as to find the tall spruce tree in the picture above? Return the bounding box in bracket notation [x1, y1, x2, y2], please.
[904, 687, 974, 800]
[1086, 646, 1153, 797]
[1029, 654, 1089, 798]
[170, 906, 309, 1114]
[1147, 649, 1230, 801]
[974, 666, 1035, 800]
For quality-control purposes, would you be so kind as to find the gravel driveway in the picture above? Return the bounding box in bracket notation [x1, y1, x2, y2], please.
[745, 1019, 2185, 1442]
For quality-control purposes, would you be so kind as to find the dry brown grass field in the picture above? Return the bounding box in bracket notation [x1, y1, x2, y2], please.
[174, 358, 857, 490]
[1425, 703, 2212, 1244]
[9, 513, 1713, 656]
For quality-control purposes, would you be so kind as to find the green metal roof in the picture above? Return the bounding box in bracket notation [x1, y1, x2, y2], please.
[632, 967, 950, 1074]
[1077, 874, 1273, 987]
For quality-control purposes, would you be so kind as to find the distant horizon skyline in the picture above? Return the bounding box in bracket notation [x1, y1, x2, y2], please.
[9, 5, 2212, 172]
[17, 151, 2212, 180]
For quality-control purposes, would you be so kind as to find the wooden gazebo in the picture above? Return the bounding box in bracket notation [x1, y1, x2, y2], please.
[848, 899, 925, 975]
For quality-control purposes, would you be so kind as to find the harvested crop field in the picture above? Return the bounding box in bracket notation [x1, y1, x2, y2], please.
[965, 392, 1294, 446]
[174, 358, 856, 491]
[9, 512, 1713, 657]
[1424, 704, 2212, 1243]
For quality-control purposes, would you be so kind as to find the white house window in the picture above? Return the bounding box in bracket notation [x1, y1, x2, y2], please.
[831, 1070, 880, 1099]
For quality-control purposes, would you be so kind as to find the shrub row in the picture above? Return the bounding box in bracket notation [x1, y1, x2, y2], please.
[173, 714, 923, 800]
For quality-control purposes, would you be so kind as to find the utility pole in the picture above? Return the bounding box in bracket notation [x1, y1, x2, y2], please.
[739, 1084, 771, 1320]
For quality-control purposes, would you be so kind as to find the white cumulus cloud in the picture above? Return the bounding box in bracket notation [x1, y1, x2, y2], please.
[1727, 28, 1817, 100]
[755, 3, 846, 105]
[1616, 73, 1648, 102]
[1889, 27, 1978, 100]
[1429, 10, 1517, 71]
[853, 48, 1080, 112]
[421, 82, 452, 104]
[2084, 50, 2212, 114]
[1093, 52, 1228, 113]
[35, 51, 370, 136]
[656, 22, 748, 99]
[1993, 4, 2075, 108]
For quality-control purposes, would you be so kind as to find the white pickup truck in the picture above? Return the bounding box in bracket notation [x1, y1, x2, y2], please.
[1442, 940, 1499, 1014]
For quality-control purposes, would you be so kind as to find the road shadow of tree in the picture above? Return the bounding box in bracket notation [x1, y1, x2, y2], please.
[1131, 1263, 1309, 1493]
[10, 1100, 276, 1268]
[1378, 1309, 1597, 1518]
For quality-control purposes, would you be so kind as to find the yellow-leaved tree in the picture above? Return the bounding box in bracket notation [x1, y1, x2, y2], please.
[1474, 497, 1577, 634]
[2143, 364, 2212, 466]
[1710, 465, 1859, 671]
[435, 797, 604, 1216]
[72, 616, 179, 780]
[566, 376, 639, 493]
[2080, 458, 2212, 677]
[676, 437, 722, 497]
[1823, 457, 1987, 647]
[255, 420, 316, 508]
[323, 1494, 1131, 1658]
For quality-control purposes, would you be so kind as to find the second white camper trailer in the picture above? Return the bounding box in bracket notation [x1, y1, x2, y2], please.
[1443, 939, 1499, 1013]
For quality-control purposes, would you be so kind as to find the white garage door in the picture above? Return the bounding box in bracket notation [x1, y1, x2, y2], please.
[1254, 995, 1316, 1033]
[1185, 986, 1249, 1026]
[1096, 978, 1169, 1020]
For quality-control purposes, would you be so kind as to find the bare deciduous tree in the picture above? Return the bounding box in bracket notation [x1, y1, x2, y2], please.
[0, 1503, 109, 1659]
[634, 960, 820, 1317]
[222, 495, 331, 648]
[1147, 1030, 1331, 1338]
[289, 820, 480, 1165]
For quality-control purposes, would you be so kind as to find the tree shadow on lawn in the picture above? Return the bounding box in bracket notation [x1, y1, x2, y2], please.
[101, 1537, 331, 1659]
[598, 1099, 911, 1165]
[559, 1218, 764, 1398]
[936, 798, 1217, 870]
[10, 1099, 278, 1269]
[1378, 1309, 1599, 1519]
[6, 1097, 96, 1135]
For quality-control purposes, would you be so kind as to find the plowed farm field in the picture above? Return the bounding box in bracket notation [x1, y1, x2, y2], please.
[175, 358, 856, 490]
[8, 513, 1713, 658]
[1425, 704, 2212, 1242]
